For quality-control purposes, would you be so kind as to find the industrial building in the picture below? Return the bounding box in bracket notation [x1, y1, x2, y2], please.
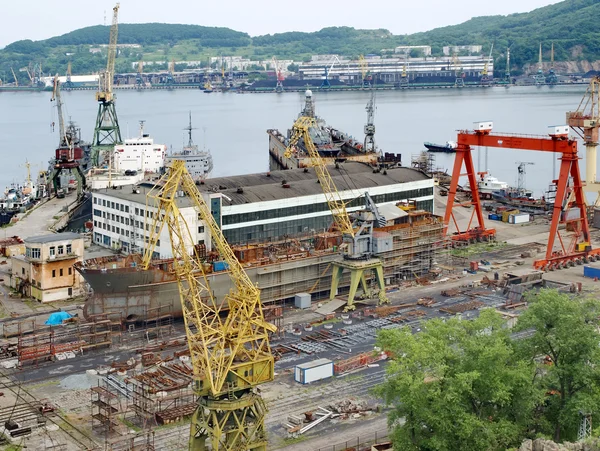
[298, 55, 491, 84]
[91, 162, 434, 258]
[10, 232, 84, 302]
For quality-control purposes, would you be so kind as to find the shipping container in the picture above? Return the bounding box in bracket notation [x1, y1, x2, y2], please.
[502, 210, 519, 222]
[509, 213, 530, 224]
[294, 358, 334, 384]
[212, 261, 229, 272]
[294, 292, 311, 309]
[488, 214, 501, 221]
[583, 266, 600, 279]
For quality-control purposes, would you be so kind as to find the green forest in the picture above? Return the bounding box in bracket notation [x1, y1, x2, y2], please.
[1, 0, 599, 84]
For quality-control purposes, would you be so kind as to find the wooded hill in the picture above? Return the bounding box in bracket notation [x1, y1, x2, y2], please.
[1, 0, 598, 83]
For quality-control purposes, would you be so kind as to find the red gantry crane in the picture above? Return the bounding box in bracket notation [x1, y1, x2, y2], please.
[443, 121, 600, 271]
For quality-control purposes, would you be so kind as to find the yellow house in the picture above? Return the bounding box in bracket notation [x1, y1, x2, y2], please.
[11, 232, 84, 303]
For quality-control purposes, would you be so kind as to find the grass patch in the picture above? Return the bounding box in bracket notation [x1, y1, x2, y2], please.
[283, 435, 309, 446]
[450, 241, 509, 258]
[121, 418, 142, 432]
[4, 444, 23, 451]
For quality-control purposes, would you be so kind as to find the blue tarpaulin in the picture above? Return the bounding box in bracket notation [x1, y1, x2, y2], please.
[45, 311, 73, 326]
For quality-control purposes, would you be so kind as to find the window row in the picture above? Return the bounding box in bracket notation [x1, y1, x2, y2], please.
[222, 187, 433, 226]
[93, 197, 130, 213]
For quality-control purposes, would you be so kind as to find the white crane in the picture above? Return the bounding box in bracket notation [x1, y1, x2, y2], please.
[321, 55, 340, 89]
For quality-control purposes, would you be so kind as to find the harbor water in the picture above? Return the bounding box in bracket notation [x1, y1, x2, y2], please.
[0, 85, 590, 199]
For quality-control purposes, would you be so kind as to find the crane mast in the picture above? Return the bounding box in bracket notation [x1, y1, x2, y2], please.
[364, 88, 376, 153]
[144, 160, 274, 450]
[283, 116, 388, 310]
[91, 3, 122, 166]
[272, 56, 284, 93]
[51, 75, 67, 148]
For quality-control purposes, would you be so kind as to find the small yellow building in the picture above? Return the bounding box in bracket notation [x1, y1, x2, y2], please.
[11, 232, 84, 303]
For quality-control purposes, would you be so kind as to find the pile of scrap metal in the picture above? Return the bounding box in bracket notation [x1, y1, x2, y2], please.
[286, 406, 333, 437]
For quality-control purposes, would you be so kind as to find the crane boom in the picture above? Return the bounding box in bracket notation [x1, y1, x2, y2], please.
[51, 74, 67, 147]
[98, 3, 119, 102]
[284, 116, 354, 237]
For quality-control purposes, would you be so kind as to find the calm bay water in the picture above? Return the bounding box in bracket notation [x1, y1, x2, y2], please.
[0, 85, 590, 198]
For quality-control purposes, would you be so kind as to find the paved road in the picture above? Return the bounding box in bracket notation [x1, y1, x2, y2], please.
[4, 195, 76, 239]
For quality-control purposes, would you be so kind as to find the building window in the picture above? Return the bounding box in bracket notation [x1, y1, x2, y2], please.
[111, 202, 115, 209]
[198, 226, 204, 233]
[30, 248, 40, 259]
[111, 214, 115, 221]
[198, 239, 204, 245]
[49, 246, 55, 257]
[21, 267, 24, 275]
[68, 267, 72, 275]
[120, 204, 124, 212]
[102, 199, 106, 207]
[125, 218, 129, 226]
[66, 244, 72, 254]
[93, 209, 101, 217]
[135, 208, 139, 216]
[93, 198, 97, 204]
[68, 288, 72, 296]
[125, 206, 129, 213]
[52, 269, 56, 278]
[58, 245, 64, 255]
[126, 230, 129, 237]
[112, 226, 115, 232]
[60, 268, 63, 277]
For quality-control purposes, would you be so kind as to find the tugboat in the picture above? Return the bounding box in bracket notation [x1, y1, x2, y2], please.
[424, 141, 457, 153]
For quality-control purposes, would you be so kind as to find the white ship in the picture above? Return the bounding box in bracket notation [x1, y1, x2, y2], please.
[166, 113, 213, 182]
[467, 171, 509, 199]
[113, 121, 167, 174]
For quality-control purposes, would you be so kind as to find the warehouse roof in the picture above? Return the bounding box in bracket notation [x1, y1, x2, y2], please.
[94, 162, 431, 207]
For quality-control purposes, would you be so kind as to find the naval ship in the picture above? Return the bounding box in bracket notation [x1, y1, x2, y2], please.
[268, 89, 381, 170]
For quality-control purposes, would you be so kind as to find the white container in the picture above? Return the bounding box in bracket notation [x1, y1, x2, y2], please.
[473, 121, 493, 132]
[294, 358, 334, 384]
[548, 125, 569, 136]
[294, 293, 311, 309]
[511, 213, 530, 224]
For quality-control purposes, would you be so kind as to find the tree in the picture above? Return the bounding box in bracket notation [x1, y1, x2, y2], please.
[376, 310, 541, 451]
[514, 289, 600, 442]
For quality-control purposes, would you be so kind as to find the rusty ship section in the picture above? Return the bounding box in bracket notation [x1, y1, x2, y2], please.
[76, 203, 445, 322]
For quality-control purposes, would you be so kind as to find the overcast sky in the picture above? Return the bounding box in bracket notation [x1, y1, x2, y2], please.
[2, 0, 562, 48]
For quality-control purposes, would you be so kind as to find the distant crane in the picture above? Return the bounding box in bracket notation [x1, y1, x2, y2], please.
[136, 59, 144, 88]
[399, 54, 409, 88]
[534, 42, 546, 85]
[481, 44, 494, 84]
[271, 56, 284, 93]
[166, 58, 175, 86]
[65, 62, 74, 89]
[320, 55, 340, 89]
[453, 53, 464, 87]
[364, 88, 376, 153]
[547, 43, 558, 85]
[567, 76, 600, 204]
[10, 68, 18, 87]
[516, 162, 535, 195]
[358, 55, 370, 88]
[505, 47, 512, 84]
[91, 3, 122, 167]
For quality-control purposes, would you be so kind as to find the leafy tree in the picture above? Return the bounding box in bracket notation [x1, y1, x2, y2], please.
[376, 309, 541, 451]
[514, 290, 600, 442]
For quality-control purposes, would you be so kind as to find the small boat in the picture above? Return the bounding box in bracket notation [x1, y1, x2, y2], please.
[424, 141, 457, 153]
[466, 171, 509, 199]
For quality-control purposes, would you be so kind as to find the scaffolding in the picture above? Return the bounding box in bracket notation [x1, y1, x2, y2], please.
[16, 314, 113, 367]
[130, 359, 195, 427]
[143, 305, 174, 342]
[91, 383, 124, 436]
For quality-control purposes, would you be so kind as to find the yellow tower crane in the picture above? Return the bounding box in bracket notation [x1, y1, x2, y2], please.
[284, 116, 388, 311]
[143, 160, 275, 451]
[358, 54, 370, 87]
[91, 3, 122, 166]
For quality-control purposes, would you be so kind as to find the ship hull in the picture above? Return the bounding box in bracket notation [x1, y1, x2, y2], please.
[79, 252, 351, 321]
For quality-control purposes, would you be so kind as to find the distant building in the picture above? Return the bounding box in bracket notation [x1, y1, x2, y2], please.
[395, 46, 432, 56]
[443, 45, 483, 56]
[11, 232, 85, 302]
